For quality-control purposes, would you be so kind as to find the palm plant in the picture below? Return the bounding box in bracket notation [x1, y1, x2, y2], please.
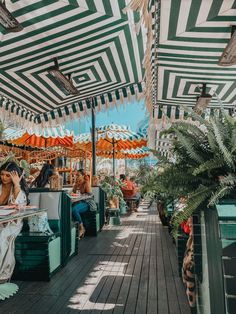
[158, 108, 236, 232]
[138, 108, 236, 235]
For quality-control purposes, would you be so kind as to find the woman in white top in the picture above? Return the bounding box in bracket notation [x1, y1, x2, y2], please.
[0, 161, 29, 285]
[0, 161, 29, 206]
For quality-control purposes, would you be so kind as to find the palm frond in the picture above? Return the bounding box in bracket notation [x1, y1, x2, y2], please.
[211, 118, 234, 170]
[208, 186, 234, 206]
[175, 130, 204, 164]
[172, 121, 205, 138]
[218, 173, 236, 186]
[171, 185, 213, 231]
[207, 130, 218, 152]
[193, 158, 225, 176]
[231, 128, 236, 153]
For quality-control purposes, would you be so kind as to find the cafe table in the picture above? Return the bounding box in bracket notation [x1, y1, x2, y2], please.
[0, 207, 46, 300]
[69, 193, 94, 204]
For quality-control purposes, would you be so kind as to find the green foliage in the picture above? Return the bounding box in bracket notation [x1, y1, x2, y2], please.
[0, 152, 19, 168]
[0, 121, 4, 140]
[141, 108, 236, 236]
[100, 177, 124, 201]
[20, 159, 30, 178]
[0, 155, 30, 178]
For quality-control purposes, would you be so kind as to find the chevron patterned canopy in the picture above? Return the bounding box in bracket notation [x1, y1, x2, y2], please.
[0, 0, 146, 128]
[154, 0, 236, 114]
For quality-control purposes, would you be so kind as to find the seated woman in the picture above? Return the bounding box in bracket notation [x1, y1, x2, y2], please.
[71, 169, 92, 238]
[26, 168, 40, 186]
[0, 161, 29, 206]
[31, 163, 54, 188]
[0, 161, 29, 284]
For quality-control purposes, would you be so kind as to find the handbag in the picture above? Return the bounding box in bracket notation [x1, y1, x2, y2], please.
[28, 212, 53, 235]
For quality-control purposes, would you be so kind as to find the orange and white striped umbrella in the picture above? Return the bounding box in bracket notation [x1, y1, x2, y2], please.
[6, 126, 73, 148]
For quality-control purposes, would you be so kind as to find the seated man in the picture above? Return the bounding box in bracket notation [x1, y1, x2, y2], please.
[130, 176, 141, 207]
[120, 174, 139, 211]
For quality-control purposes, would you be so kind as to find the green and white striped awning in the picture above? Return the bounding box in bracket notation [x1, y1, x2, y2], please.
[0, 1, 146, 128]
[154, 0, 236, 113]
[146, 0, 236, 150]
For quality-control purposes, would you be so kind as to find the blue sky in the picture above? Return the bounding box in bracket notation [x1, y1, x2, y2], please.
[66, 99, 148, 135]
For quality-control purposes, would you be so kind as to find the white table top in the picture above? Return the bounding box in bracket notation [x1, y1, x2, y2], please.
[0, 207, 47, 224]
[69, 193, 94, 203]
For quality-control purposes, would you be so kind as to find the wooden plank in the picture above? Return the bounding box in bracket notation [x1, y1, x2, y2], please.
[124, 214, 149, 314]
[156, 225, 169, 314]
[89, 254, 124, 314]
[161, 227, 181, 314]
[124, 255, 144, 314]
[113, 255, 138, 314]
[1, 202, 190, 314]
[147, 213, 158, 314]
[135, 252, 150, 313]
[48, 254, 100, 313]
[0, 292, 42, 313]
[101, 226, 141, 314]
[163, 229, 190, 314]
[83, 221, 139, 313]
[147, 255, 158, 314]
[101, 255, 130, 314]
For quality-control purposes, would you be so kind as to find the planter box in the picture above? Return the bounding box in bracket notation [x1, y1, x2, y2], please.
[194, 200, 236, 314]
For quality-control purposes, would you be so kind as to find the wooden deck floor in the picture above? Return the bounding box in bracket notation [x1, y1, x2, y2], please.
[1, 202, 190, 314]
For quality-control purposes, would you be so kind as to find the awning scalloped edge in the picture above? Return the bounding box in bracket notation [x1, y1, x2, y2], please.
[124, 0, 158, 113]
[0, 82, 144, 130]
[147, 104, 235, 149]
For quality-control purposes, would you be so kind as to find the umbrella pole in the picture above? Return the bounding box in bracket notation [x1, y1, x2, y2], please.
[125, 154, 127, 174]
[91, 98, 96, 176]
[112, 138, 115, 176]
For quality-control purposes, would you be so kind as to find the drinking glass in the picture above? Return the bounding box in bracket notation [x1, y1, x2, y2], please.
[18, 204, 26, 213]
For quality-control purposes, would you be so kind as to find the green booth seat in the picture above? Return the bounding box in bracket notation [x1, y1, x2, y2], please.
[13, 189, 78, 281]
[80, 187, 105, 237]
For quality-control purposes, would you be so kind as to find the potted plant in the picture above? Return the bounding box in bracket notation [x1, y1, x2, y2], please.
[100, 177, 124, 209]
[152, 108, 236, 235]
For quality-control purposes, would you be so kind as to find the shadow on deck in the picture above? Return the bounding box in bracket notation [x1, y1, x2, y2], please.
[1, 202, 190, 314]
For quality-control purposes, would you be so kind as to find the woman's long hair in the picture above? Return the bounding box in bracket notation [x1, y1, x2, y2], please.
[33, 163, 54, 188]
[0, 161, 30, 204]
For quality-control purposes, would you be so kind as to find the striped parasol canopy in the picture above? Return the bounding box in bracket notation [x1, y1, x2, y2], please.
[129, 0, 236, 152]
[0, 1, 146, 129]
[97, 147, 149, 159]
[6, 126, 73, 148]
[74, 124, 147, 151]
[149, 0, 236, 119]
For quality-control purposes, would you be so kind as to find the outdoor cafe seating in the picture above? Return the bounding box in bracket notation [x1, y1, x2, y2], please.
[13, 189, 77, 281]
[12, 186, 106, 281]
